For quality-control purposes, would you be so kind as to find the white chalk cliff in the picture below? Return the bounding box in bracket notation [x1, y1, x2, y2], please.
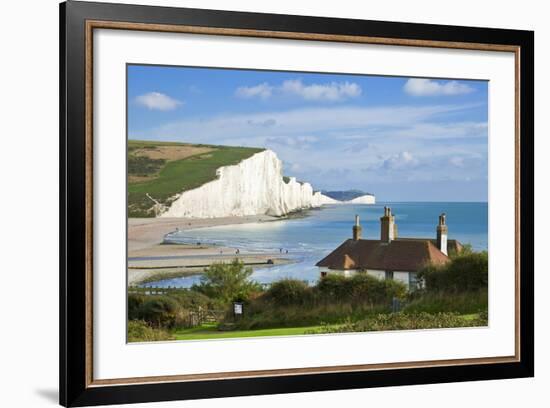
[160, 149, 338, 218]
[347, 194, 376, 204]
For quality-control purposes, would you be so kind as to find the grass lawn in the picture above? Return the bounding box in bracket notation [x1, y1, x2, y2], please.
[173, 323, 337, 340]
[172, 313, 484, 340]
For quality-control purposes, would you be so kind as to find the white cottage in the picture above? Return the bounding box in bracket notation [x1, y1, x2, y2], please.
[315, 208, 463, 290]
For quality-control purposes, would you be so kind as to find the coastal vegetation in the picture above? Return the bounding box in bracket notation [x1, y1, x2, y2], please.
[127, 320, 175, 342]
[419, 248, 488, 292]
[304, 312, 487, 335]
[322, 190, 374, 201]
[128, 140, 264, 217]
[127, 251, 488, 342]
[193, 259, 262, 303]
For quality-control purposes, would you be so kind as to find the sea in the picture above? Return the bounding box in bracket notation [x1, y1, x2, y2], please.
[140, 202, 488, 288]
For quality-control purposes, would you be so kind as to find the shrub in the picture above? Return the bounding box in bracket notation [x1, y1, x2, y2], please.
[168, 289, 220, 310]
[127, 320, 175, 342]
[137, 296, 181, 328]
[128, 288, 232, 330]
[316, 274, 354, 301]
[231, 302, 387, 330]
[265, 279, 312, 306]
[128, 293, 146, 320]
[316, 273, 406, 304]
[228, 274, 407, 330]
[419, 252, 488, 292]
[348, 273, 407, 304]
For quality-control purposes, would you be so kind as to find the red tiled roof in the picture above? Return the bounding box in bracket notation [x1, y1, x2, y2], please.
[316, 238, 451, 272]
[397, 238, 463, 254]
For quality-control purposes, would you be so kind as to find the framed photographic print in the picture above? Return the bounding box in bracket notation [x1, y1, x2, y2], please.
[59, 1, 534, 406]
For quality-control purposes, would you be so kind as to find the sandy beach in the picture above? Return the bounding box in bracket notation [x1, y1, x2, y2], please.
[128, 215, 290, 286]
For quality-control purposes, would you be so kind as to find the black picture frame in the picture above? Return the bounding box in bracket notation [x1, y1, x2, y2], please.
[60, 1, 534, 406]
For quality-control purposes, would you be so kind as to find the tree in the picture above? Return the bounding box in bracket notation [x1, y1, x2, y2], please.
[194, 259, 260, 303]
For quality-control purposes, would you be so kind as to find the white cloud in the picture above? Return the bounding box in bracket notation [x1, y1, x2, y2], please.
[139, 104, 482, 146]
[235, 79, 361, 102]
[247, 118, 277, 128]
[132, 103, 487, 188]
[450, 157, 465, 167]
[280, 79, 362, 101]
[135, 92, 182, 111]
[265, 135, 318, 149]
[147, 104, 463, 144]
[382, 151, 419, 170]
[235, 83, 273, 100]
[404, 78, 475, 96]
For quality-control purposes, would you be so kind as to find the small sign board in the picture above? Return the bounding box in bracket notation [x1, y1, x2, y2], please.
[233, 302, 243, 316]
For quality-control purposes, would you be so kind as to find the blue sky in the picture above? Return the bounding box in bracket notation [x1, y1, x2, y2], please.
[128, 64, 488, 202]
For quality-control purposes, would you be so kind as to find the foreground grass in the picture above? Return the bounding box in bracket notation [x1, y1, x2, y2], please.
[173, 323, 336, 340]
[170, 312, 485, 341]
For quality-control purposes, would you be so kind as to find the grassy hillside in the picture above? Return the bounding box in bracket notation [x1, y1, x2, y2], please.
[128, 140, 264, 217]
[323, 189, 373, 201]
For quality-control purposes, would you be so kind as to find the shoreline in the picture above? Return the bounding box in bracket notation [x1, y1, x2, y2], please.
[128, 214, 281, 254]
[128, 214, 298, 286]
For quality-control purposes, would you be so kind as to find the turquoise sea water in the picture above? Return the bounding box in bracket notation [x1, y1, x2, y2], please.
[141, 202, 488, 288]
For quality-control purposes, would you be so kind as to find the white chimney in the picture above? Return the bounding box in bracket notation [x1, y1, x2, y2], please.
[436, 213, 448, 255]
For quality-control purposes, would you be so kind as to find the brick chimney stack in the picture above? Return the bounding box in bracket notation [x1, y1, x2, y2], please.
[352, 214, 362, 241]
[380, 207, 397, 242]
[436, 213, 448, 255]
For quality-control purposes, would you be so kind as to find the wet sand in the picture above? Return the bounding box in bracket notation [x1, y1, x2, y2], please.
[128, 216, 289, 286]
[128, 215, 277, 254]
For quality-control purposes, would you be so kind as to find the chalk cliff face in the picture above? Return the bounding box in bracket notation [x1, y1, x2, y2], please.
[347, 194, 376, 204]
[160, 150, 337, 218]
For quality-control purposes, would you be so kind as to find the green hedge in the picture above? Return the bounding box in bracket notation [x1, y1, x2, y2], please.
[306, 312, 488, 334]
[419, 252, 488, 292]
[316, 274, 406, 304]
[265, 279, 312, 306]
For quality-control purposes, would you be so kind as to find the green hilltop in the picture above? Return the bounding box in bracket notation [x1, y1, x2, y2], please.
[128, 140, 264, 217]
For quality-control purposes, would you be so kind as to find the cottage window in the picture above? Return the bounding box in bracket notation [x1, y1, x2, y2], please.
[385, 271, 394, 280]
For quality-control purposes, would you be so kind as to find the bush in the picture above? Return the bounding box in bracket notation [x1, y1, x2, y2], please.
[316, 274, 354, 301]
[228, 274, 407, 330]
[128, 294, 146, 320]
[137, 296, 181, 328]
[265, 279, 312, 306]
[420, 252, 488, 292]
[232, 302, 387, 330]
[127, 320, 175, 342]
[316, 273, 406, 304]
[348, 273, 407, 304]
[168, 289, 221, 310]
